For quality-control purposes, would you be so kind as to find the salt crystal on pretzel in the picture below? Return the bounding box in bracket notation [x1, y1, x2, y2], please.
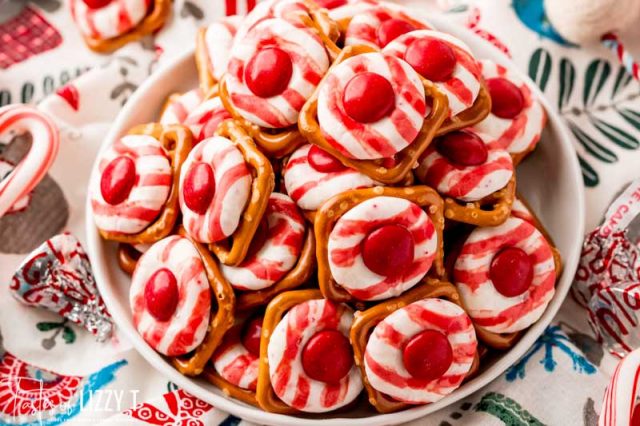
[179, 136, 252, 244]
[183, 96, 232, 143]
[599, 348, 640, 426]
[328, 196, 438, 301]
[344, 3, 432, 48]
[283, 144, 377, 212]
[453, 216, 557, 334]
[415, 129, 514, 203]
[159, 89, 205, 125]
[471, 60, 546, 165]
[91, 134, 172, 235]
[130, 235, 211, 356]
[196, 15, 243, 93]
[266, 298, 362, 412]
[383, 30, 483, 118]
[364, 298, 476, 404]
[226, 17, 330, 129]
[316, 51, 426, 160]
[221, 193, 306, 291]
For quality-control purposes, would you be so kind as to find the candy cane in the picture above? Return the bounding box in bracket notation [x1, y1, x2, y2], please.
[0, 105, 59, 219]
[601, 32, 640, 81]
[599, 347, 640, 425]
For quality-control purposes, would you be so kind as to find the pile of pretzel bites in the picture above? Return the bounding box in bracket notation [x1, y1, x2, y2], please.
[90, 0, 561, 415]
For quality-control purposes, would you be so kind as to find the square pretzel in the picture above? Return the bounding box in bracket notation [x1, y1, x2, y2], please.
[435, 81, 492, 136]
[256, 289, 325, 414]
[171, 227, 236, 376]
[117, 244, 141, 275]
[299, 45, 450, 184]
[98, 123, 192, 244]
[236, 230, 317, 311]
[350, 279, 479, 413]
[315, 185, 445, 303]
[443, 175, 516, 227]
[214, 7, 341, 159]
[210, 120, 275, 266]
[81, 0, 171, 53]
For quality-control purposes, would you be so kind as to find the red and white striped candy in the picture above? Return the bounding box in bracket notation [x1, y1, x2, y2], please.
[159, 89, 205, 125]
[226, 18, 329, 129]
[183, 96, 232, 143]
[472, 60, 546, 157]
[415, 130, 514, 202]
[384, 30, 482, 117]
[364, 298, 476, 403]
[0, 105, 59, 219]
[328, 196, 437, 301]
[130, 235, 211, 356]
[221, 193, 306, 291]
[233, 0, 311, 44]
[283, 144, 377, 211]
[599, 347, 640, 426]
[453, 217, 556, 334]
[212, 322, 259, 391]
[317, 52, 426, 160]
[179, 136, 252, 244]
[91, 134, 172, 235]
[203, 15, 243, 82]
[267, 299, 362, 412]
[510, 198, 536, 224]
[328, 0, 380, 22]
[70, 0, 151, 40]
[344, 4, 431, 48]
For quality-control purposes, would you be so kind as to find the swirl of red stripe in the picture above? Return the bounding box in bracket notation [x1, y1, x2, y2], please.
[130, 236, 211, 356]
[453, 217, 556, 334]
[364, 298, 477, 403]
[267, 299, 363, 412]
[91, 135, 172, 235]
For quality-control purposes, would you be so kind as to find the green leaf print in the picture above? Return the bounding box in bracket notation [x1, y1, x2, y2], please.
[476, 392, 545, 426]
[569, 121, 617, 163]
[611, 66, 634, 99]
[589, 116, 639, 149]
[618, 109, 640, 131]
[558, 58, 576, 110]
[583, 60, 611, 106]
[37, 321, 63, 332]
[62, 326, 76, 344]
[528, 48, 552, 92]
[577, 154, 599, 187]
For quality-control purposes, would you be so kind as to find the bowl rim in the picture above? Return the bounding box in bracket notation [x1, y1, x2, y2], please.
[85, 15, 586, 426]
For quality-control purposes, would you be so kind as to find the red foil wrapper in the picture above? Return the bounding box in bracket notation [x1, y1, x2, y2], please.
[574, 179, 640, 356]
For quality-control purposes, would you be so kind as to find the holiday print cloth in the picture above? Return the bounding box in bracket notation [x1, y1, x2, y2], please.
[1, 0, 639, 424]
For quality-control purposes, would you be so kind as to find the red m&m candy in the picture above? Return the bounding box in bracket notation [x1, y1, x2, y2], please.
[403, 329, 453, 381]
[343, 72, 396, 123]
[436, 131, 488, 166]
[486, 77, 525, 119]
[301, 330, 353, 384]
[362, 224, 415, 276]
[101, 156, 136, 205]
[308, 145, 347, 173]
[405, 38, 457, 82]
[245, 47, 293, 98]
[144, 268, 179, 322]
[490, 247, 533, 297]
[183, 162, 215, 214]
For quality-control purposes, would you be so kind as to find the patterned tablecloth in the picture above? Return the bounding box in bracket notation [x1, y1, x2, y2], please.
[0, 0, 639, 424]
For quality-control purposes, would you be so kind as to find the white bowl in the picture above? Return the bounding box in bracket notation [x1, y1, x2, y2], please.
[86, 15, 585, 426]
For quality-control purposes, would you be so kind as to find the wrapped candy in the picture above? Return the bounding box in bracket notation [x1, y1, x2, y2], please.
[10, 233, 113, 342]
[573, 179, 640, 357]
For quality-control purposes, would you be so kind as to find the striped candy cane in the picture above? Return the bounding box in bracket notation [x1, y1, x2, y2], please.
[599, 347, 640, 425]
[0, 105, 59, 219]
[602, 32, 639, 81]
